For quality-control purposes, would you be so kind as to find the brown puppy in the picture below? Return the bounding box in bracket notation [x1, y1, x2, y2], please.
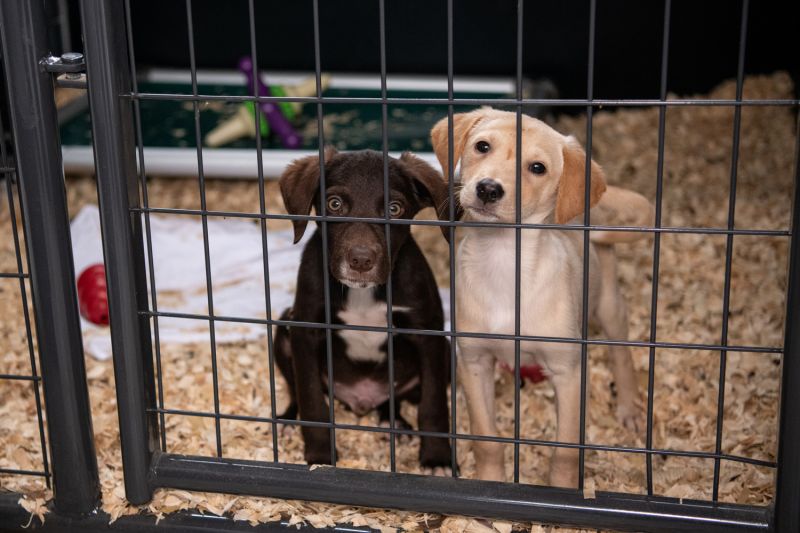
[274, 148, 452, 472]
[430, 108, 652, 487]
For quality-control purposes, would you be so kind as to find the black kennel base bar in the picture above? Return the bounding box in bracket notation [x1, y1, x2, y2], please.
[151, 453, 772, 533]
[0, 454, 774, 533]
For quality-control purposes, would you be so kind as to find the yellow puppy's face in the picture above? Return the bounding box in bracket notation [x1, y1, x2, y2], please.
[430, 108, 606, 225]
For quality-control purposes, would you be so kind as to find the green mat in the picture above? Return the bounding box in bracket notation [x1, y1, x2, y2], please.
[60, 82, 497, 152]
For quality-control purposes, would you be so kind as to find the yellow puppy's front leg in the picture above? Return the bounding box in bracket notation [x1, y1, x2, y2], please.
[458, 349, 505, 481]
[549, 370, 583, 488]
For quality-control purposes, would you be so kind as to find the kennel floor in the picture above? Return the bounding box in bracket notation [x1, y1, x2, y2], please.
[0, 72, 794, 532]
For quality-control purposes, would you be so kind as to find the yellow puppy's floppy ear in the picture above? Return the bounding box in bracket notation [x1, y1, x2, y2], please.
[279, 146, 338, 243]
[556, 138, 607, 224]
[430, 108, 488, 181]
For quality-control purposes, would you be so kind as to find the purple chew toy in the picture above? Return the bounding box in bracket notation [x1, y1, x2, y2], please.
[238, 57, 303, 149]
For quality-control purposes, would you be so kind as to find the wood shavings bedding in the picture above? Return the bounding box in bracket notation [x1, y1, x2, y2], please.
[1, 72, 795, 531]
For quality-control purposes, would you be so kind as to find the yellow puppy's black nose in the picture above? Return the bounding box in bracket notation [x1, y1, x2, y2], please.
[476, 179, 504, 204]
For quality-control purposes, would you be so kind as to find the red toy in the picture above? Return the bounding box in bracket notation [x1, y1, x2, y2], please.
[77, 263, 109, 325]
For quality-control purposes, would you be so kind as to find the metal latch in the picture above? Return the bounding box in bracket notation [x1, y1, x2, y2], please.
[41, 52, 86, 89]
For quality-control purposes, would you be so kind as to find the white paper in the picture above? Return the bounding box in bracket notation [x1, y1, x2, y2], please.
[70, 205, 450, 360]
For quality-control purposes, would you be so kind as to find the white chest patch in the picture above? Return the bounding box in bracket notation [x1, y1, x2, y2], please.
[337, 288, 410, 364]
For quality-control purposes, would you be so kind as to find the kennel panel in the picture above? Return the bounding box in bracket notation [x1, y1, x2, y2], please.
[0, 54, 50, 501]
[0, 0, 100, 515]
[117, 0, 780, 528]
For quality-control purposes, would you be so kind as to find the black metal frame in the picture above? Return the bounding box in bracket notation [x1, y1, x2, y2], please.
[1, 0, 799, 531]
[0, 42, 49, 493]
[0, 0, 99, 518]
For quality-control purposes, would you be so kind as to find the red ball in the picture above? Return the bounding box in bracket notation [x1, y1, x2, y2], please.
[77, 263, 109, 325]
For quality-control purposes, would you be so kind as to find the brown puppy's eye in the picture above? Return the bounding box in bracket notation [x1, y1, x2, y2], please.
[529, 162, 546, 175]
[327, 196, 343, 212]
[475, 141, 491, 153]
[388, 201, 404, 217]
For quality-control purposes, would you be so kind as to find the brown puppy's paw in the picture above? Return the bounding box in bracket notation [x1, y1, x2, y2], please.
[419, 436, 452, 470]
[304, 446, 337, 466]
[422, 465, 453, 477]
[302, 427, 337, 465]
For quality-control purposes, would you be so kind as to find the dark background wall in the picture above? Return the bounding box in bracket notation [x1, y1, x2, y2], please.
[100, 0, 800, 100]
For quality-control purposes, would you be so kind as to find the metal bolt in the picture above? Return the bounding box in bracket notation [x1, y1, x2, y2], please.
[61, 52, 84, 80]
[61, 52, 83, 64]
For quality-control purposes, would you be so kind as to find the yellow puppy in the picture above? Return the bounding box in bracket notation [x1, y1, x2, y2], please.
[430, 107, 652, 488]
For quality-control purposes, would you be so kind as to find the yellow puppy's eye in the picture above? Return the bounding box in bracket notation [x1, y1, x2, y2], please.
[475, 140, 491, 153]
[529, 162, 547, 175]
[388, 201, 404, 217]
[327, 196, 343, 211]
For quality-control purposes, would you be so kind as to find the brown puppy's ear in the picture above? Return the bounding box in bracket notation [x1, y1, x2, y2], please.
[398, 152, 446, 210]
[398, 152, 463, 242]
[555, 139, 607, 224]
[279, 146, 338, 243]
[430, 108, 488, 181]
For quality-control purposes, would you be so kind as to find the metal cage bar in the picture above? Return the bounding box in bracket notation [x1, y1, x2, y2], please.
[312, 0, 339, 466]
[137, 307, 781, 355]
[646, 0, 672, 497]
[246, 0, 282, 463]
[150, 452, 770, 533]
[124, 0, 169, 454]
[123, 92, 799, 108]
[773, 85, 800, 533]
[378, 0, 398, 472]
[445, 0, 459, 478]
[185, 0, 224, 459]
[513, 0, 524, 484]
[79, 0, 160, 505]
[578, 0, 599, 491]
[0, 0, 99, 515]
[712, 0, 750, 501]
[143, 404, 776, 468]
[129, 205, 792, 237]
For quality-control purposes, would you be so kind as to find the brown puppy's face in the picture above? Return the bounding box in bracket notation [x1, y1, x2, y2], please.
[279, 149, 446, 288]
[430, 108, 606, 225]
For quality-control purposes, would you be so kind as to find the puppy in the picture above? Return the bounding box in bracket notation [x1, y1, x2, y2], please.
[274, 148, 452, 471]
[430, 108, 652, 488]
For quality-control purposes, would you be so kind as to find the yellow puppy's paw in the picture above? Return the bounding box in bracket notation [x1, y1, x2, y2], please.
[616, 401, 644, 433]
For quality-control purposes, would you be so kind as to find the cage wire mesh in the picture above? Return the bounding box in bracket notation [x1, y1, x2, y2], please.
[0, 68, 51, 492]
[133, 0, 780, 480]
[117, 0, 788, 502]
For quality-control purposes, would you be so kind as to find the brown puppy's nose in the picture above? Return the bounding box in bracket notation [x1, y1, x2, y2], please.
[476, 179, 504, 204]
[347, 245, 376, 272]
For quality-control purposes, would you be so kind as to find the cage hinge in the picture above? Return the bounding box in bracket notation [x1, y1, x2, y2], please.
[41, 52, 87, 89]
